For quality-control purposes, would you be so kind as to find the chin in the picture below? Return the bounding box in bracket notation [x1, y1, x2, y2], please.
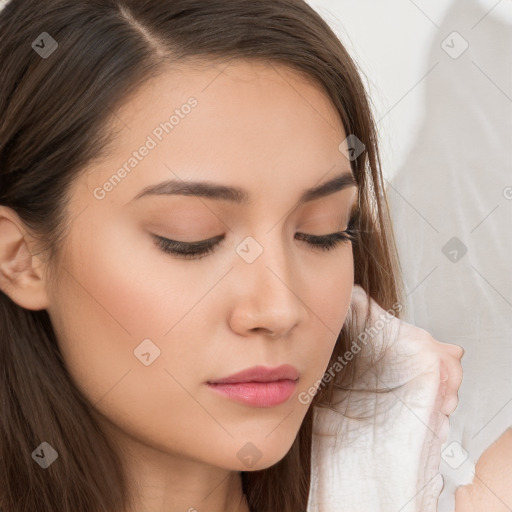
[225, 434, 298, 473]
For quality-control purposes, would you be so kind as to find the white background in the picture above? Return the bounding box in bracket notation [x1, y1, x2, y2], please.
[306, 0, 511, 181]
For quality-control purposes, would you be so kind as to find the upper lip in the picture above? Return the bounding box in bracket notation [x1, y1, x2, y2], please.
[207, 364, 299, 384]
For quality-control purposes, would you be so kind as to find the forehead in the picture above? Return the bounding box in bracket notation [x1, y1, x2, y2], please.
[79, 58, 353, 211]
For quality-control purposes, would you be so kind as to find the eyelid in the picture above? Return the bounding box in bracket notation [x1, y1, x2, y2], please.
[152, 225, 358, 261]
[153, 233, 224, 247]
[151, 207, 360, 260]
[153, 209, 358, 246]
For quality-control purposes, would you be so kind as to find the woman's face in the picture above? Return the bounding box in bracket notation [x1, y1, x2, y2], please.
[45, 59, 358, 472]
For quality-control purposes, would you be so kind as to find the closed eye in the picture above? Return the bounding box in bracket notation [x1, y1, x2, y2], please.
[152, 226, 358, 260]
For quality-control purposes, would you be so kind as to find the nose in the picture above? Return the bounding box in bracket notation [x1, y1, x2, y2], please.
[228, 235, 307, 339]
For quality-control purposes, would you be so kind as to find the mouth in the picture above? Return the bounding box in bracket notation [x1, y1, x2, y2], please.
[206, 364, 300, 407]
[206, 380, 298, 407]
[208, 364, 300, 384]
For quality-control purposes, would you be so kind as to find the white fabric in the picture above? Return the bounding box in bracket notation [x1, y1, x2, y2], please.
[308, 285, 448, 511]
[386, 0, 512, 510]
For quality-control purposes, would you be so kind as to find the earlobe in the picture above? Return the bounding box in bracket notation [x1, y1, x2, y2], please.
[0, 206, 50, 311]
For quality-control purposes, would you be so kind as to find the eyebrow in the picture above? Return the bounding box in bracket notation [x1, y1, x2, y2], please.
[130, 172, 358, 206]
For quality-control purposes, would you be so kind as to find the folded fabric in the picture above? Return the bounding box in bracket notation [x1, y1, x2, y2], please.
[307, 285, 449, 512]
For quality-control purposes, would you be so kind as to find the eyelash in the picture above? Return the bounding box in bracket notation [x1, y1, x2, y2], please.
[152, 224, 359, 260]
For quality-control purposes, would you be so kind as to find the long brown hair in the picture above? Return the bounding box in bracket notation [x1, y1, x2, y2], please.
[0, 1, 405, 511]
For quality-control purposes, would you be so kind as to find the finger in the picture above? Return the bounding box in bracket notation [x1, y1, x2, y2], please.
[445, 343, 465, 359]
[442, 389, 460, 416]
[432, 339, 465, 359]
[429, 384, 451, 443]
[440, 357, 463, 415]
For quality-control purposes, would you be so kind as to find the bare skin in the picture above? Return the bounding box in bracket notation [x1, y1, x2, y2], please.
[0, 59, 357, 512]
[0, 58, 465, 512]
[454, 428, 512, 512]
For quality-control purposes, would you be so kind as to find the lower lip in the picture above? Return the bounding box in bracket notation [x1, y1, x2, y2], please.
[206, 380, 298, 407]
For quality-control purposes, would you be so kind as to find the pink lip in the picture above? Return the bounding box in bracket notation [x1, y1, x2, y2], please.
[206, 365, 299, 407]
[208, 364, 299, 384]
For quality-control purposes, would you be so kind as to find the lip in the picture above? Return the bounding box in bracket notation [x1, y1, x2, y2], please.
[207, 364, 300, 384]
[206, 365, 299, 408]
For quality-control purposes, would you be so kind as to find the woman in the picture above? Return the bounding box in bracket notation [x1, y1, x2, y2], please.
[0, 1, 463, 511]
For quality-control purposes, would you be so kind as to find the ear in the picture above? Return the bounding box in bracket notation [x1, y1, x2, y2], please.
[0, 206, 50, 310]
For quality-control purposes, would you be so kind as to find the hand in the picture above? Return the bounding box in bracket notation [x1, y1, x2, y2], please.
[308, 285, 464, 512]
[353, 284, 464, 511]
[454, 428, 512, 512]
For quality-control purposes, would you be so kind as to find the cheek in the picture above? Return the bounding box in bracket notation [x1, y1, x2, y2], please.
[46, 210, 205, 402]
[295, 247, 354, 391]
[46, 219, 223, 458]
[61, 208, 205, 336]
[306, 245, 354, 334]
